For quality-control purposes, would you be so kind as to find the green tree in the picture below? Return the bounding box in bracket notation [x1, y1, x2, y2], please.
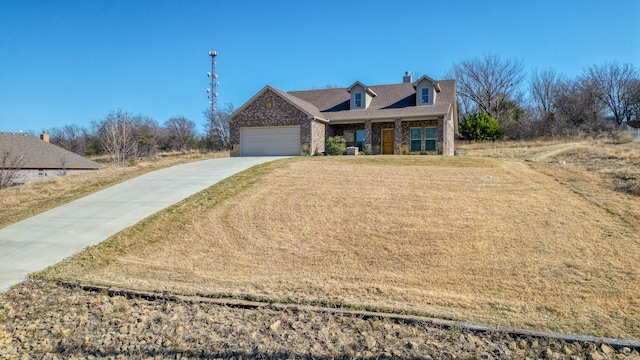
[459, 111, 504, 141]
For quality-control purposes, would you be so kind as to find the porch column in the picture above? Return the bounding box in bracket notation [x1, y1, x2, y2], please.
[437, 117, 444, 155]
[364, 120, 372, 155]
[394, 119, 402, 155]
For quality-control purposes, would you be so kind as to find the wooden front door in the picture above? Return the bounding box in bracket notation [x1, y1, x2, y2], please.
[382, 129, 394, 155]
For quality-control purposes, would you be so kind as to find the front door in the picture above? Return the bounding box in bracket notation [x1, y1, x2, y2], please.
[382, 129, 394, 155]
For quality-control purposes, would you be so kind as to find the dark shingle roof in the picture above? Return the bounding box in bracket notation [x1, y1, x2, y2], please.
[625, 120, 640, 129]
[288, 79, 455, 122]
[0, 132, 99, 169]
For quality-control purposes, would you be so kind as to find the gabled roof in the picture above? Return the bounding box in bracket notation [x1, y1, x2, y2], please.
[229, 85, 327, 123]
[346, 81, 378, 97]
[288, 79, 456, 122]
[413, 75, 441, 92]
[0, 132, 99, 169]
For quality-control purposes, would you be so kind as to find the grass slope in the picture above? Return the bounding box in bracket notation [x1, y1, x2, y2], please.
[40, 150, 640, 339]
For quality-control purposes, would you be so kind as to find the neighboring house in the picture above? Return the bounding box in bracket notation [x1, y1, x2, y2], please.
[228, 72, 457, 156]
[0, 131, 99, 185]
[606, 116, 640, 139]
[622, 120, 640, 139]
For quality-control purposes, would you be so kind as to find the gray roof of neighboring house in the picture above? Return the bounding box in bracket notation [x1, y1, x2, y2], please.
[0, 132, 99, 169]
[288, 79, 456, 122]
[625, 120, 640, 129]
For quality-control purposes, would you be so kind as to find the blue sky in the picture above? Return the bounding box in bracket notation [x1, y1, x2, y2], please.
[1, 0, 638, 133]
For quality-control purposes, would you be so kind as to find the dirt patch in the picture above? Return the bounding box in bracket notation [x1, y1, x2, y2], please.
[1, 280, 638, 359]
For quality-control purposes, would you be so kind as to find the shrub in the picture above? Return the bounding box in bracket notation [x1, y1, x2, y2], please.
[460, 111, 504, 141]
[326, 136, 346, 155]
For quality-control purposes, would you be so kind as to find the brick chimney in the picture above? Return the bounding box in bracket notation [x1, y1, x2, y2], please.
[40, 130, 49, 142]
[403, 71, 412, 83]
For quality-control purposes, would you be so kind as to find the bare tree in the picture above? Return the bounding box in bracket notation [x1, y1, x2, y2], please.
[135, 116, 161, 159]
[164, 117, 196, 151]
[59, 155, 68, 176]
[0, 151, 24, 189]
[530, 69, 561, 116]
[527, 69, 564, 137]
[204, 103, 234, 151]
[452, 54, 526, 121]
[586, 62, 640, 126]
[96, 110, 139, 166]
[554, 77, 606, 131]
[453, 55, 524, 120]
[48, 124, 95, 156]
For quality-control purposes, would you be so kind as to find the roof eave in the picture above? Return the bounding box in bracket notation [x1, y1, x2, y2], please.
[326, 113, 448, 124]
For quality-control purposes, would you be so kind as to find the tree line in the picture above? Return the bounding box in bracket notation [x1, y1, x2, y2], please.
[452, 55, 640, 141]
[42, 104, 234, 166]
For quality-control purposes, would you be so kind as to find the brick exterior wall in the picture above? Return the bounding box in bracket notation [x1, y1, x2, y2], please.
[400, 119, 441, 154]
[443, 107, 455, 155]
[231, 86, 457, 156]
[13, 169, 94, 185]
[311, 120, 326, 154]
[370, 122, 394, 155]
[229, 89, 313, 156]
[327, 123, 365, 149]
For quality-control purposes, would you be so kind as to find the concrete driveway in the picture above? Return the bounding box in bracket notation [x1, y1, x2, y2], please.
[0, 156, 286, 291]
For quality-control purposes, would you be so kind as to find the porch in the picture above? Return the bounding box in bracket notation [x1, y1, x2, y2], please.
[326, 118, 445, 155]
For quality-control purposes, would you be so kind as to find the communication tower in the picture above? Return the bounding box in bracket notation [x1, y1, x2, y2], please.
[206, 51, 219, 113]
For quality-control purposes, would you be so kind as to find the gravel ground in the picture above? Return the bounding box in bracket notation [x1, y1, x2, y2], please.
[1, 280, 638, 359]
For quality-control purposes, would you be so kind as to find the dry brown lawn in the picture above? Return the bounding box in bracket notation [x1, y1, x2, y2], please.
[42, 144, 640, 339]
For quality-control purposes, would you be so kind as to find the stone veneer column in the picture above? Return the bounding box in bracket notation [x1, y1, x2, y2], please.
[364, 120, 372, 155]
[437, 117, 444, 155]
[394, 119, 402, 155]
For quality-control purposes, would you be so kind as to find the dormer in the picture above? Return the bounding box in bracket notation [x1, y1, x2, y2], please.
[413, 75, 441, 106]
[346, 81, 377, 110]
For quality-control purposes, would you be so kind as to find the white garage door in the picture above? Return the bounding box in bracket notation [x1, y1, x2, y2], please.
[240, 126, 300, 156]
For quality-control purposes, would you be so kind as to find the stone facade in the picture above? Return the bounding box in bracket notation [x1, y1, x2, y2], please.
[370, 122, 394, 155]
[13, 169, 93, 185]
[229, 89, 314, 156]
[311, 121, 326, 154]
[443, 108, 456, 156]
[230, 78, 457, 156]
[401, 119, 441, 154]
[326, 123, 365, 149]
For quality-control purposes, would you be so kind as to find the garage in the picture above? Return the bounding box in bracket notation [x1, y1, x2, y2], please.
[240, 126, 301, 156]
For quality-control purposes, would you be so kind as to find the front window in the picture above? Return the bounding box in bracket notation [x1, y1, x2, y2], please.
[355, 93, 362, 108]
[410, 128, 422, 152]
[421, 88, 429, 104]
[425, 127, 436, 151]
[356, 129, 365, 151]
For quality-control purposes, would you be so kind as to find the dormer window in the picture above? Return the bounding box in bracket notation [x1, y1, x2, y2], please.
[413, 75, 441, 106]
[421, 88, 429, 104]
[347, 81, 377, 110]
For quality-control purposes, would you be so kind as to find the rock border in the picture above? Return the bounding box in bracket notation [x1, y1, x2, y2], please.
[58, 281, 640, 351]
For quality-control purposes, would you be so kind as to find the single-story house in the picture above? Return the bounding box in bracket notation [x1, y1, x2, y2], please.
[228, 72, 457, 156]
[622, 120, 639, 138]
[0, 131, 99, 186]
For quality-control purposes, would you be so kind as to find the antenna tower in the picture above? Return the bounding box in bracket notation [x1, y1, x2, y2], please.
[207, 51, 219, 114]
